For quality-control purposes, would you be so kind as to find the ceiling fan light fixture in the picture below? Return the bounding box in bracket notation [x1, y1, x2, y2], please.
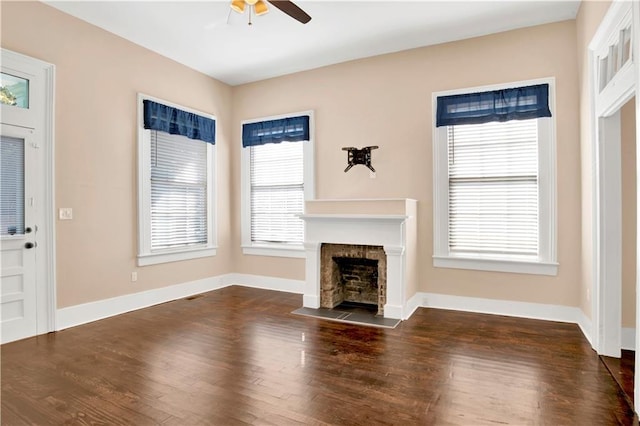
[230, 0, 245, 13]
[228, 0, 311, 24]
[254, 0, 268, 16]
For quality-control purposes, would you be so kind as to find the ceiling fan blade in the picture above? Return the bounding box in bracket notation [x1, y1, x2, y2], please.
[269, 1, 311, 24]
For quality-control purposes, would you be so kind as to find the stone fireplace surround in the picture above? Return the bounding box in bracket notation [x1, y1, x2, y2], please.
[300, 199, 417, 320]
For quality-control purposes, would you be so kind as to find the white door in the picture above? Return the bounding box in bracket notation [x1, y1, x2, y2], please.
[1, 124, 38, 343]
[1, 49, 54, 344]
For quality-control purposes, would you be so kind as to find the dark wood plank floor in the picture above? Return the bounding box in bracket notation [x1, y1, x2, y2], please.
[602, 350, 636, 410]
[1, 286, 637, 425]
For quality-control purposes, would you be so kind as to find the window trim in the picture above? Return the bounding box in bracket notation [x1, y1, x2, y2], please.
[241, 110, 314, 258]
[432, 78, 557, 276]
[137, 93, 217, 266]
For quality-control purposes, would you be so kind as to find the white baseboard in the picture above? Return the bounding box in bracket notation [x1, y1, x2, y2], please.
[303, 294, 320, 309]
[56, 272, 603, 352]
[56, 273, 303, 332]
[421, 292, 583, 323]
[622, 327, 636, 350]
[382, 304, 403, 320]
[404, 292, 423, 320]
[224, 273, 304, 294]
[577, 309, 593, 346]
[56, 275, 228, 331]
[411, 292, 592, 342]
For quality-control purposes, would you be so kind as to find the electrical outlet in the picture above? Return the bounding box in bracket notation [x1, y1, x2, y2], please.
[59, 208, 73, 220]
[131, 271, 138, 282]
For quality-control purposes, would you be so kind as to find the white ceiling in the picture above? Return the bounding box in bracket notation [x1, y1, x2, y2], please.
[45, 1, 581, 86]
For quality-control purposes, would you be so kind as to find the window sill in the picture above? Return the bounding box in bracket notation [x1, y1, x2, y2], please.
[138, 246, 217, 266]
[242, 244, 305, 258]
[433, 254, 558, 276]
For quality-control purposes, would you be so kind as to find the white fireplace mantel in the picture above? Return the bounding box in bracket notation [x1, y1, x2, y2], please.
[300, 214, 408, 248]
[300, 199, 417, 320]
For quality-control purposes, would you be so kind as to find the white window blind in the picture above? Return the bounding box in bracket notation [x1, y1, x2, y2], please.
[447, 119, 538, 256]
[150, 130, 207, 251]
[0, 136, 25, 236]
[250, 141, 304, 244]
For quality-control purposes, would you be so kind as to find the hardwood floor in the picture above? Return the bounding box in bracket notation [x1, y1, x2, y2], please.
[601, 350, 636, 410]
[1, 286, 637, 425]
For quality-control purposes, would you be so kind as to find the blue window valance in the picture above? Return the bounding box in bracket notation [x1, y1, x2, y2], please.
[242, 115, 309, 147]
[436, 84, 551, 127]
[143, 100, 216, 144]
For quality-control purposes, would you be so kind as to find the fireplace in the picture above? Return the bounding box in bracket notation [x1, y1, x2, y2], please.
[300, 199, 418, 320]
[320, 244, 386, 315]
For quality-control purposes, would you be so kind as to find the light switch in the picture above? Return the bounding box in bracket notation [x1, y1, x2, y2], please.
[59, 208, 73, 220]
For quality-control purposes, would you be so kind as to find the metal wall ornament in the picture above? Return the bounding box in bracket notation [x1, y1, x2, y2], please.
[342, 146, 378, 172]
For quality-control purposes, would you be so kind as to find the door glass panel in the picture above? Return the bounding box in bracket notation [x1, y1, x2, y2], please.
[621, 27, 631, 65]
[0, 136, 25, 236]
[0, 73, 29, 109]
[609, 45, 619, 79]
[599, 55, 609, 92]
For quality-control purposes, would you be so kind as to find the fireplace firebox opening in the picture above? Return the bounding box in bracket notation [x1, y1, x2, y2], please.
[320, 244, 387, 316]
[334, 256, 378, 308]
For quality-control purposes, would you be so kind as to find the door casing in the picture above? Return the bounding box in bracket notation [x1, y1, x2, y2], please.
[1, 48, 56, 342]
[588, 0, 640, 412]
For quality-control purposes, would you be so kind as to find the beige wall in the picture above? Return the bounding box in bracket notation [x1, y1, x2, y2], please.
[575, 0, 614, 320]
[232, 21, 583, 307]
[622, 99, 637, 328]
[1, 2, 233, 308]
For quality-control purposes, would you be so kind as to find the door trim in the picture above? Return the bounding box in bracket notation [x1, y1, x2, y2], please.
[588, 0, 636, 357]
[587, 0, 640, 411]
[41, 52, 56, 335]
[1, 48, 56, 337]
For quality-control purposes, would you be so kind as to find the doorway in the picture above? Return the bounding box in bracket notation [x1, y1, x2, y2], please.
[589, 0, 640, 412]
[0, 49, 56, 344]
[599, 97, 637, 408]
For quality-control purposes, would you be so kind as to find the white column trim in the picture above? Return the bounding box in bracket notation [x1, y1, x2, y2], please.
[596, 112, 623, 357]
[632, 0, 640, 411]
[383, 245, 406, 319]
[42, 59, 56, 334]
[303, 242, 321, 308]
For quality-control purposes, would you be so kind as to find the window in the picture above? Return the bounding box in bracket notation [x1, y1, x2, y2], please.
[241, 112, 314, 258]
[0, 73, 28, 109]
[250, 141, 304, 244]
[596, 11, 633, 93]
[1, 136, 24, 235]
[433, 80, 557, 275]
[137, 95, 217, 266]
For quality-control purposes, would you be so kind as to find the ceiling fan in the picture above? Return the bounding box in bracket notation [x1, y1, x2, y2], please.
[230, 0, 312, 25]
